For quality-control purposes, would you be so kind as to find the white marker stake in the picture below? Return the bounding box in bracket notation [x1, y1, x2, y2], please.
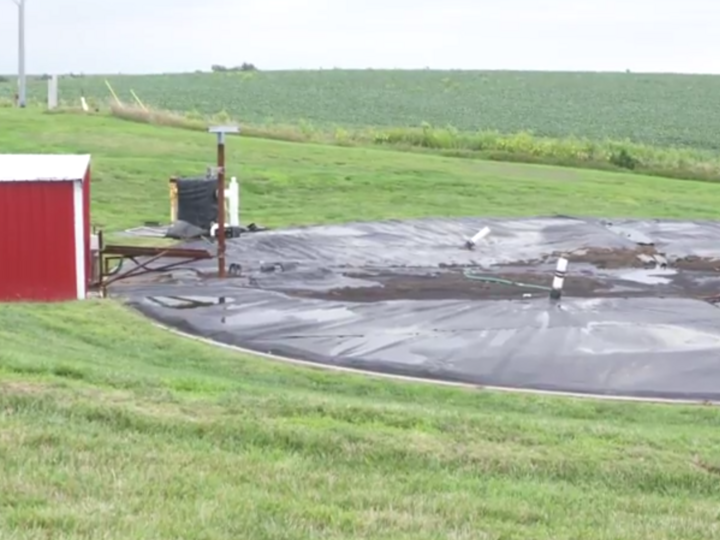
[228, 177, 239, 227]
[465, 226, 491, 249]
[550, 257, 568, 300]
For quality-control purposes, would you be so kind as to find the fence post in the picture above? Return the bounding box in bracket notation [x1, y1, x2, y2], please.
[47, 75, 58, 110]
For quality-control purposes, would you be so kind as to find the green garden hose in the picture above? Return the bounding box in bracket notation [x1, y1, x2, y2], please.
[462, 269, 552, 292]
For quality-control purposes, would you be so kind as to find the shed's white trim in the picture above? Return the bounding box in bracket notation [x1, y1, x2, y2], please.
[73, 180, 86, 300]
[0, 154, 91, 182]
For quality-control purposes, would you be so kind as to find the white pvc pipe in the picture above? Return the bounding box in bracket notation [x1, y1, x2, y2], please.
[466, 226, 491, 249]
[226, 177, 239, 227]
[550, 257, 568, 299]
[213, 177, 239, 235]
[236, 176, 241, 226]
[471, 226, 491, 244]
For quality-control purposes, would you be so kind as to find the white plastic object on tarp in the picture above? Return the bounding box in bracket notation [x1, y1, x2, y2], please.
[465, 226, 491, 249]
[225, 176, 239, 227]
[550, 257, 568, 300]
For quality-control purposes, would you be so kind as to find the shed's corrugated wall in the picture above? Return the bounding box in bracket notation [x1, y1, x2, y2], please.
[0, 181, 78, 301]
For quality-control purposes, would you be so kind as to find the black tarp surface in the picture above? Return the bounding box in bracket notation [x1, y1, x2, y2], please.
[116, 216, 720, 401]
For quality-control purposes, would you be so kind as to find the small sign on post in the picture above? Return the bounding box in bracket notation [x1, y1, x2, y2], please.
[208, 125, 240, 278]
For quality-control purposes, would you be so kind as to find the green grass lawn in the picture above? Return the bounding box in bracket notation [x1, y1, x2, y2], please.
[4, 109, 720, 233]
[2, 108, 720, 539]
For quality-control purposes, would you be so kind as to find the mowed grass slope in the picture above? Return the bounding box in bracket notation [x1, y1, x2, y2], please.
[2, 108, 720, 539]
[3, 302, 720, 540]
[4, 109, 720, 232]
[4, 70, 720, 149]
[8, 71, 720, 182]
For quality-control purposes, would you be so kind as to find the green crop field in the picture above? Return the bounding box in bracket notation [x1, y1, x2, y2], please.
[3, 70, 720, 150]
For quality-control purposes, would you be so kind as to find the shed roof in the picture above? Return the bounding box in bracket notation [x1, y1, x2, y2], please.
[0, 154, 90, 182]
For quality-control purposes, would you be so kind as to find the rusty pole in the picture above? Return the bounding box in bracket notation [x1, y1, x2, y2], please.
[217, 137, 227, 277]
[208, 125, 239, 278]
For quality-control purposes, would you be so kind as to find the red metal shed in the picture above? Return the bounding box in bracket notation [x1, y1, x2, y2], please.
[0, 154, 92, 302]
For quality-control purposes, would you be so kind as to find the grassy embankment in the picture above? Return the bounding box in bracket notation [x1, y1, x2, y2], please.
[4, 69, 720, 182]
[1, 108, 720, 539]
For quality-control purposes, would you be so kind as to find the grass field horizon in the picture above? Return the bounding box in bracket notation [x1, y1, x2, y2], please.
[2, 108, 720, 538]
[5, 68, 720, 182]
[4, 68, 720, 147]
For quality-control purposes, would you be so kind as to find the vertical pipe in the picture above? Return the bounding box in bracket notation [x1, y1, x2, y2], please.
[169, 177, 178, 223]
[550, 257, 568, 300]
[217, 134, 226, 278]
[229, 177, 239, 227]
[18, 0, 26, 108]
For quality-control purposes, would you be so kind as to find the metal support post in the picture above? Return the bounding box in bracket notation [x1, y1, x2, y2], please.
[208, 125, 240, 278]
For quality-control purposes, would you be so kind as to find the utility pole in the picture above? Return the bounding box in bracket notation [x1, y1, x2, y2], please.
[11, 0, 26, 107]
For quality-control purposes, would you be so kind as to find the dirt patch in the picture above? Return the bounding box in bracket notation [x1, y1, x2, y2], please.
[563, 246, 658, 269]
[108, 245, 720, 303]
[276, 244, 720, 302]
[505, 246, 720, 272]
[287, 270, 637, 302]
[674, 256, 720, 272]
[570, 247, 720, 272]
[0, 381, 50, 396]
[287, 261, 720, 303]
[293, 272, 601, 302]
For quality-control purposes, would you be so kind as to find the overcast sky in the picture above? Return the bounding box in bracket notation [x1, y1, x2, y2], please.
[0, 0, 718, 74]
